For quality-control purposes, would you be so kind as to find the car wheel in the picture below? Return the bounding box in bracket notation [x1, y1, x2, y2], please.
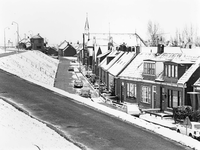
[189, 133, 193, 138]
[177, 129, 180, 133]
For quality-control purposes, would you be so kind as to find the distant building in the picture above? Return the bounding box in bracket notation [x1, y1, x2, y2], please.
[30, 33, 44, 51]
[46, 47, 58, 56]
[18, 37, 31, 50]
[58, 40, 77, 56]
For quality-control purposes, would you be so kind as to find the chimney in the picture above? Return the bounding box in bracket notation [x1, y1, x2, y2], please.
[157, 44, 164, 54]
[136, 46, 140, 55]
[127, 47, 131, 52]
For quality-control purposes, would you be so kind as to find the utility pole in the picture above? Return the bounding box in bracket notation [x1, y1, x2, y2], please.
[12, 21, 19, 52]
[4, 27, 9, 52]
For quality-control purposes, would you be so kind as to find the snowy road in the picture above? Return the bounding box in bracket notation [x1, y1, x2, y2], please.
[0, 65, 189, 150]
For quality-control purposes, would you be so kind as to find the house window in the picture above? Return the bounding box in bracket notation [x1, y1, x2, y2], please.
[178, 91, 182, 105]
[168, 89, 172, 107]
[165, 64, 178, 78]
[167, 90, 182, 108]
[143, 62, 155, 75]
[141, 86, 151, 103]
[127, 83, 137, 99]
[175, 66, 178, 78]
[168, 65, 171, 77]
[165, 65, 168, 76]
[171, 65, 174, 77]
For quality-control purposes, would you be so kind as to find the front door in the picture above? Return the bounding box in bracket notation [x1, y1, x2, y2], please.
[121, 82, 124, 103]
[152, 85, 156, 108]
[160, 87, 165, 111]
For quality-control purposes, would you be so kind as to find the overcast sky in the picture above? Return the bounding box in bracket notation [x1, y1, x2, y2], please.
[0, 0, 200, 46]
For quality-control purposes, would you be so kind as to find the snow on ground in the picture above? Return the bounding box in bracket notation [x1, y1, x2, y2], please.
[0, 48, 200, 150]
[0, 99, 81, 150]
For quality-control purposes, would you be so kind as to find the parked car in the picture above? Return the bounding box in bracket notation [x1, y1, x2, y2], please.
[74, 79, 83, 88]
[94, 83, 99, 89]
[85, 71, 92, 78]
[70, 60, 79, 66]
[80, 88, 91, 98]
[176, 122, 200, 140]
[68, 66, 74, 71]
[126, 103, 141, 117]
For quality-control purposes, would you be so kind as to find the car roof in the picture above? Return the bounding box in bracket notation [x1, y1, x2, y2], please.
[75, 79, 82, 82]
[191, 122, 200, 125]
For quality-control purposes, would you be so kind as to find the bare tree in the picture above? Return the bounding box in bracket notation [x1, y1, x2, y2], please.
[147, 21, 162, 46]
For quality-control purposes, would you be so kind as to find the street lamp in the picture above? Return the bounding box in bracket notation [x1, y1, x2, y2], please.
[12, 21, 19, 52]
[4, 27, 9, 52]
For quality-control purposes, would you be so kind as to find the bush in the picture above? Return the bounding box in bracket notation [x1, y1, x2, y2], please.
[173, 106, 193, 123]
[173, 106, 200, 123]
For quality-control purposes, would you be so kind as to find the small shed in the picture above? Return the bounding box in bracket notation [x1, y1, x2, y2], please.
[58, 40, 77, 56]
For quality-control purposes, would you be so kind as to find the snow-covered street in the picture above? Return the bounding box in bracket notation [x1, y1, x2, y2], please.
[0, 49, 199, 150]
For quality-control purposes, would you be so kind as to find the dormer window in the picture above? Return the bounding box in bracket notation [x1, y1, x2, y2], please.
[144, 62, 155, 75]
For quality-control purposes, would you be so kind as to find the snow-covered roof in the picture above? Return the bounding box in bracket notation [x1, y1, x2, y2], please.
[163, 47, 182, 53]
[194, 77, 200, 87]
[181, 48, 200, 56]
[119, 51, 194, 80]
[119, 52, 156, 79]
[140, 47, 158, 53]
[111, 34, 146, 47]
[97, 50, 111, 58]
[97, 45, 109, 54]
[31, 33, 43, 39]
[108, 52, 136, 76]
[99, 50, 120, 68]
[102, 51, 124, 71]
[59, 40, 68, 49]
[178, 57, 200, 85]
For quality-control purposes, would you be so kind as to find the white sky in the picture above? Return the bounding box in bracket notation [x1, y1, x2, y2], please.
[0, 0, 200, 46]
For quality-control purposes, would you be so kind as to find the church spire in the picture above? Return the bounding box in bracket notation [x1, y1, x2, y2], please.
[84, 13, 90, 41]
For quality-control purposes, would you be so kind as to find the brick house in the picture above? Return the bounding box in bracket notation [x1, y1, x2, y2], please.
[30, 33, 44, 51]
[117, 46, 200, 112]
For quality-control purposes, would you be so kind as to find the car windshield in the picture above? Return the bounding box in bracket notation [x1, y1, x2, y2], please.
[194, 124, 200, 129]
[75, 80, 82, 83]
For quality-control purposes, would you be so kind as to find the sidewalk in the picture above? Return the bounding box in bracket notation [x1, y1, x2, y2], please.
[97, 94, 176, 129]
[76, 64, 176, 130]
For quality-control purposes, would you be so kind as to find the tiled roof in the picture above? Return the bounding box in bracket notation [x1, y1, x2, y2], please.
[108, 52, 136, 76]
[101, 51, 124, 71]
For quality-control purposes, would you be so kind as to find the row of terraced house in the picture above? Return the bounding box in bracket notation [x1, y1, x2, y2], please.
[78, 38, 200, 113]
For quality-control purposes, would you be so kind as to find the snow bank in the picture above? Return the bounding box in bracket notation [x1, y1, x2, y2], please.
[0, 50, 58, 86]
[0, 99, 81, 150]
